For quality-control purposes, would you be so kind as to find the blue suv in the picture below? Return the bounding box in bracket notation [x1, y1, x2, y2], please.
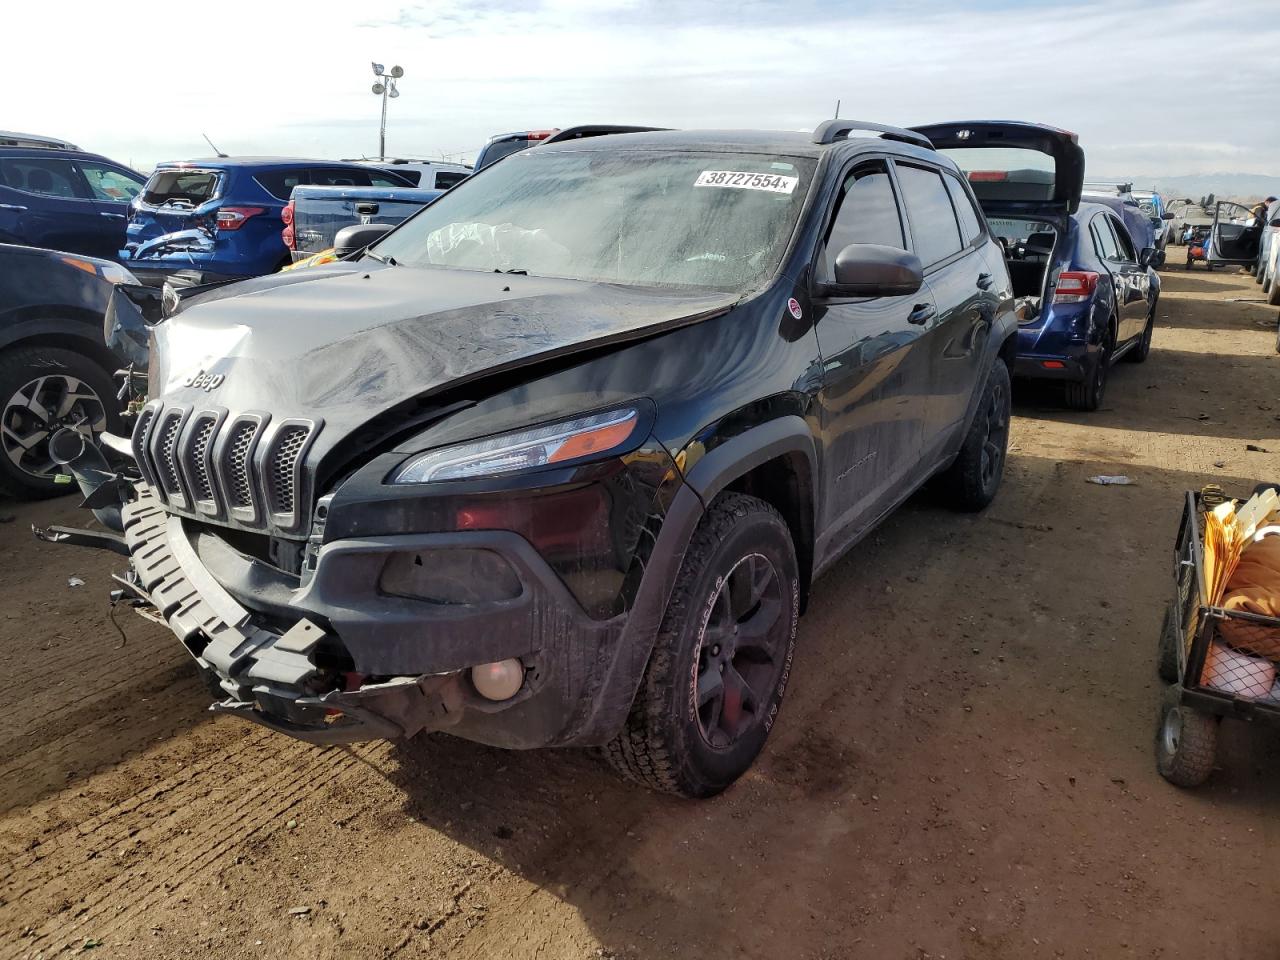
[0, 132, 146, 260]
[121, 158, 413, 283]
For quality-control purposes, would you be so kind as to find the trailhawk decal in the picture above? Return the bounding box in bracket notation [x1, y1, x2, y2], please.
[694, 170, 798, 194]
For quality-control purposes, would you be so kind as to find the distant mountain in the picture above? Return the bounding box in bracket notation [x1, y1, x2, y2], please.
[1096, 173, 1280, 201]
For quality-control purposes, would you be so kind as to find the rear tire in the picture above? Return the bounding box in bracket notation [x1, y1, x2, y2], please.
[1064, 321, 1114, 411]
[1124, 301, 1156, 364]
[938, 359, 1011, 512]
[1268, 271, 1280, 306]
[0, 346, 119, 500]
[1155, 687, 1218, 788]
[605, 493, 800, 798]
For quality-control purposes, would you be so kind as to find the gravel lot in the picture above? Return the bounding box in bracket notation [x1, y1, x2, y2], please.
[2, 263, 1279, 960]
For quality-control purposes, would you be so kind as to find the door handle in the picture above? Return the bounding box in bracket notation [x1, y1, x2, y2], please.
[907, 303, 937, 325]
[0, 203, 28, 212]
[99, 211, 126, 219]
[355, 202, 379, 215]
[976, 272, 994, 290]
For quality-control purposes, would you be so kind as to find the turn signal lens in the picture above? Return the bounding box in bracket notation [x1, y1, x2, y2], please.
[391, 408, 641, 484]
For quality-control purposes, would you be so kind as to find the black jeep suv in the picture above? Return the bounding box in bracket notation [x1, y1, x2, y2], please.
[52, 121, 1017, 797]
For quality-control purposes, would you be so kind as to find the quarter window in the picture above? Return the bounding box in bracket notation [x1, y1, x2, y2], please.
[896, 163, 964, 266]
[943, 173, 984, 245]
[820, 162, 904, 280]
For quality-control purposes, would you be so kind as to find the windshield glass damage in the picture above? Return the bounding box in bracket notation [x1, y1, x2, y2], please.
[373, 150, 815, 292]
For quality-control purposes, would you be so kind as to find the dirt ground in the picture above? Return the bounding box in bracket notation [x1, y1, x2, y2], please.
[3, 262, 1280, 960]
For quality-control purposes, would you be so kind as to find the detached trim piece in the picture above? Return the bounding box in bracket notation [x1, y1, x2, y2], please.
[121, 484, 320, 692]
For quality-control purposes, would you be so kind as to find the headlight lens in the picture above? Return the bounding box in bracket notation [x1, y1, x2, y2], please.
[391, 407, 640, 484]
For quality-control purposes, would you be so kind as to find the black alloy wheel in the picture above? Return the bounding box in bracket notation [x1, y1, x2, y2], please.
[693, 552, 787, 750]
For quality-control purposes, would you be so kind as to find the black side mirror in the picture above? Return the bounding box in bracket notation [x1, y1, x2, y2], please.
[1161, 211, 1177, 220]
[334, 223, 394, 259]
[1138, 247, 1157, 268]
[1270, 217, 1280, 228]
[819, 243, 924, 298]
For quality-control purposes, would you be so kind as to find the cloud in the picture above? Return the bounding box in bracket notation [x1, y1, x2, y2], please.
[3, 0, 1276, 176]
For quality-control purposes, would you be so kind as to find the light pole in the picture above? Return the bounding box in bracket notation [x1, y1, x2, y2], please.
[370, 62, 403, 161]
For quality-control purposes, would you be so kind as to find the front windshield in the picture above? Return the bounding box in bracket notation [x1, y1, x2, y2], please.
[372, 148, 815, 293]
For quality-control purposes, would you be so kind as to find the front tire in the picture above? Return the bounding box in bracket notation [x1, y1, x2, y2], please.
[1155, 687, 1218, 788]
[0, 346, 119, 499]
[605, 493, 800, 798]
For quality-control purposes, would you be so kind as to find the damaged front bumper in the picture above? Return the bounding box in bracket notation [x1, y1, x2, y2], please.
[121, 485, 467, 744]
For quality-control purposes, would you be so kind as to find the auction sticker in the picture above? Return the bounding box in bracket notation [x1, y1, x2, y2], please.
[787, 297, 803, 319]
[695, 170, 798, 194]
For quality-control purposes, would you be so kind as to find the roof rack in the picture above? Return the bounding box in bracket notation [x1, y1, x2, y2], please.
[812, 120, 932, 150]
[541, 125, 670, 144]
[0, 130, 81, 151]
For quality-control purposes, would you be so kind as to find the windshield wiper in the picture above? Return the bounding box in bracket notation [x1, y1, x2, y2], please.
[493, 268, 527, 275]
[364, 250, 397, 266]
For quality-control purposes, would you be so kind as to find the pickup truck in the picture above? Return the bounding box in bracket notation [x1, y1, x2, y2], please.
[285, 184, 442, 262]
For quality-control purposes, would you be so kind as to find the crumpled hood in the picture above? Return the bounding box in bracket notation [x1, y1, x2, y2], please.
[151, 262, 736, 457]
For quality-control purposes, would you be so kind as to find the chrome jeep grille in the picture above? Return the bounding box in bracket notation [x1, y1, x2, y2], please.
[224, 420, 258, 509]
[132, 401, 321, 533]
[267, 425, 309, 515]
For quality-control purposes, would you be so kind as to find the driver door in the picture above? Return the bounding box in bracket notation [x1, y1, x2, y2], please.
[1209, 200, 1262, 265]
[810, 159, 932, 567]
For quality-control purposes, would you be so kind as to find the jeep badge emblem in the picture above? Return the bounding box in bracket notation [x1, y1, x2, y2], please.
[183, 369, 225, 392]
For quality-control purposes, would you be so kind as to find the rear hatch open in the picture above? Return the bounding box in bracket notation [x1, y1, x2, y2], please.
[125, 166, 224, 253]
[910, 121, 1085, 218]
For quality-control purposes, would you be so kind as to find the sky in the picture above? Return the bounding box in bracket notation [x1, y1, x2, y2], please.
[5, 0, 1278, 178]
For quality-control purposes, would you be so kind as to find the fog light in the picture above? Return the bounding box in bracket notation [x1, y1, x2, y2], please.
[471, 659, 524, 701]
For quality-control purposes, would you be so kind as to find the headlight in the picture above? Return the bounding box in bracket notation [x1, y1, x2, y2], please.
[391, 407, 641, 484]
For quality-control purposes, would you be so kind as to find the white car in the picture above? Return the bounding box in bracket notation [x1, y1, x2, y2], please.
[354, 158, 472, 190]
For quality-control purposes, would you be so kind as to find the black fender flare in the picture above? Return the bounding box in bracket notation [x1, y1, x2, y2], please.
[570, 416, 819, 744]
[681, 414, 818, 507]
[954, 308, 1018, 447]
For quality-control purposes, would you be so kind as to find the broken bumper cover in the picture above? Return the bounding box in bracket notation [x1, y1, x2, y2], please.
[122, 487, 466, 744]
[119, 483, 649, 748]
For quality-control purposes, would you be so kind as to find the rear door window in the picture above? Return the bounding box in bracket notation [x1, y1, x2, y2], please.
[309, 167, 375, 187]
[79, 162, 144, 202]
[819, 161, 904, 280]
[434, 171, 469, 189]
[143, 169, 221, 206]
[943, 173, 984, 246]
[896, 163, 964, 267]
[380, 170, 420, 186]
[0, 157, 85, 198]
[254, 169, 307, 200]
[1091, 217, 1120, 260]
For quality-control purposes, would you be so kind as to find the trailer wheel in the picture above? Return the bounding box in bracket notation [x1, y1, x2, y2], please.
[1157, 605, 1181, 683]
[1155, 687, 1218, 787]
